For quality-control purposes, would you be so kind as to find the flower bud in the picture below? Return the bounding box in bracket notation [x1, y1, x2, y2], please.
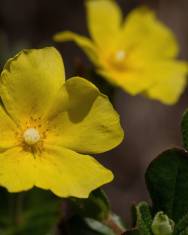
[152, 212, 174, 235]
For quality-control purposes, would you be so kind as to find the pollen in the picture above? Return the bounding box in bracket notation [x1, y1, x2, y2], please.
[115, 50, 126, 62]
[23, 128, 41, 145]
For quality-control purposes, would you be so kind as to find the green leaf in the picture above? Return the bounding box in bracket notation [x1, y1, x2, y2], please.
[133, 201, 153, 235]
[179, 228, 188, 235]
[0, 188, 14, 229]
[181, 109, 188, 150]
[70, 188, 110, 221]
[174, 213, 188, 235]
[145, 148, 188, 223]
[18, 189, 62, 235]
[0, 187, 62, 235]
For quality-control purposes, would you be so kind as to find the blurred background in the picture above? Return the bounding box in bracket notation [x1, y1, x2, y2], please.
[0, 0, 188, 224]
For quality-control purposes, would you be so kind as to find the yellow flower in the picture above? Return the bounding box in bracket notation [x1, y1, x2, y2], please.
[0, 47, 124, 198]
[54, 0, 188, 105]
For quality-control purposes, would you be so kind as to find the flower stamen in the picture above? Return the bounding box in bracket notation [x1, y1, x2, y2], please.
[23, 128, 41, 146]
[115, 50, 126, 62]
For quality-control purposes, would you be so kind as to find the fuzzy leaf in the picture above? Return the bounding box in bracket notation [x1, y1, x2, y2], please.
[145, 148, 188, 222]
[174, 213, 188, 235]
[133, 202, 153, 235]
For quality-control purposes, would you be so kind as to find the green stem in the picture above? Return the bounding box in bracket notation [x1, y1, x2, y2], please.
[9, 193, 24, 230]
[104, 214, 126, 235]
[14, 193, 24, 226]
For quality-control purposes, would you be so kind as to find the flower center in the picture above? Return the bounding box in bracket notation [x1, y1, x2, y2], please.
[23, 128, 41, 145]
[107, 50, 127, 71]
[114, 50, 126, 62]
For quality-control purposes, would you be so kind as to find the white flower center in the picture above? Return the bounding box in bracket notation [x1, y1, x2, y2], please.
[23, 128, 40, 145]
[115, 50, 126, 62]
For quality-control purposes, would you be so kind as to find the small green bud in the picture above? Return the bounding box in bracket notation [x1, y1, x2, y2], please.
[151, 212, 174, 235]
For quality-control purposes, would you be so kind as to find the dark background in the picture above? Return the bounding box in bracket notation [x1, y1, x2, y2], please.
[0, 0, 188, 224]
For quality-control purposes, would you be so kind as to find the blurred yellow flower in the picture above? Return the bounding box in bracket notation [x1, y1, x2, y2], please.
[54, 0, 188, 105]
[0, 47, 124, 198]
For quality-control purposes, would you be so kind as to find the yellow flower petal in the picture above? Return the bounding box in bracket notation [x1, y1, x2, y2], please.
[145, 61, 188, 104]
[47, 77, 124, 154]
[0, 47, 65, 123]
[123, 7, 178, 59]
[0, 147, 35, 192]
[35, 146, 113, 198]
[86, 0, 122, 48]
[98, 60, 188, 101]
[98, 69, 155, 95]
[0, 106, 18, 149]
[0, 147, 113, 198]
[53, 31, 98, 65]
[0, 145, 113, 197]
